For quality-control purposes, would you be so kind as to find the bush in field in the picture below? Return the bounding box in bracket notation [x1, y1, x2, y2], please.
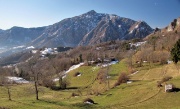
[96, 69, 107, 84]
[157, 81, 163, 87]
[42, 78, 56, 88]
[161, 76, 172, 83]
[71, 92, 79, 97]
[114, 73, 129, 87]
[157, 76, 172, 88]
[61, 79, 70, 89]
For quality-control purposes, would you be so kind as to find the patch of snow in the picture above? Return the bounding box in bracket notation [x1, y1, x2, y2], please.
[40, 48, 53, 55]
[65, 63, 84, 74]
[130, 30, 133, 34]
[26, 46, 35, 49]
[129, 71, 139, 76]
[53, 63, 84, 81]
[143, 61, 147, 63]
[77, 74, 81, 77]
[62, 75, 66, 79]
[127, 81, 132, 84]
[84, 101, 93, 105]
[101, 61, 119, 68]
[135, 24, 139, 29]
[13, 45, 25, 49]
[53, 30, 59, 35]
[31, 50, 38, 54]
[74, 96, 79, 98]
[53, 78, 59, 82]
[86, 15, 91, 18]
[3, 65, 13, 68]
[130, 41, 147, 47]
[6, 76, 29, 84]
[102, 64, 108, 67]
[109, 61, 119, 65]
[167, 60, 173, 64]
[107, 76, 111, 79]
[25, 56, 33, 62]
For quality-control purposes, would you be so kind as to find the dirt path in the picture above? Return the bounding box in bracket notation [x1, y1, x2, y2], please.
[141, 69, 151, 80]
[107, 87, 162, 109]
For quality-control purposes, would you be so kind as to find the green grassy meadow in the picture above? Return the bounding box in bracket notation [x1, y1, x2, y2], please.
[1, 61, 180, 109]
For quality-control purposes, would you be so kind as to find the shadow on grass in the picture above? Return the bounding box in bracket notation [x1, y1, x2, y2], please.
[50, 86, 79, 91]
[66, 87, 79, 90]
[38, 99, 66, 106]
[109, 74, 118, 76]
[39, 99, 99, 109]
[172, 88, 180, 92]
[72, 103, 98, 109]
[12, 100, 38, 107]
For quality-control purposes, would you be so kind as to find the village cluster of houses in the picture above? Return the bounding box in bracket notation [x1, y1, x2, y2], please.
[30, 48, 58, 58]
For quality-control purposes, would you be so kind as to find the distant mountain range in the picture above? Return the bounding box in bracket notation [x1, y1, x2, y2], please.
[0, 10, 153, 48]
[0, 10, 154, 57]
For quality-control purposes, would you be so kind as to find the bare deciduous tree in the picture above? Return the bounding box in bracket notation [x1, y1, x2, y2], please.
[0, 67, 12, 101]
[26, 54, 43, 100]
[50, 57, 71, 89]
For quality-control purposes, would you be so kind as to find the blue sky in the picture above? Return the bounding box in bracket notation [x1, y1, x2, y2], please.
[0, 0, 179, 30]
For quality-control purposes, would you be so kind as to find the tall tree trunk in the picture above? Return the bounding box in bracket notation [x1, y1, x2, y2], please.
[106, 67, 110, 90]
[59, 77, 63, 89]
[7, 86, 11, 101]
[35, 81, 39, 100]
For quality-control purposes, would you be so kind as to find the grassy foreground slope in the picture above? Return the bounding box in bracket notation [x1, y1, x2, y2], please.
[1, 61, 180, 109]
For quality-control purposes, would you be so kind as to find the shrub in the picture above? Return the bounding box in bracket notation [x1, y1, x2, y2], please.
[156, 76, 172, 88]
[175, 30, 178, 34]
[71, 92, 79, 97]
[61, 79, 70, 89]
[161, 76, 172, 83]
[96, 69, 107, 84]
[114, 73, 129, 87]
[157, 81, 163, 87]
[42, 78, 56, 88]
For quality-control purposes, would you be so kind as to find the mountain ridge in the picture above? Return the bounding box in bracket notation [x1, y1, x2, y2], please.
[0, 10, 153, 57]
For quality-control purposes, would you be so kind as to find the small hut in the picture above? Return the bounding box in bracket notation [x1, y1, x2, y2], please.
[165, 84, 173, 92]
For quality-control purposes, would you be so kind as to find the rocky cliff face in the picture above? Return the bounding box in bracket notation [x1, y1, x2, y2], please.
[0, 10, 153, 48]
[166, 17, 180, 32]
[79, 15, 153, 46]
[30, 10, 104, 47]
